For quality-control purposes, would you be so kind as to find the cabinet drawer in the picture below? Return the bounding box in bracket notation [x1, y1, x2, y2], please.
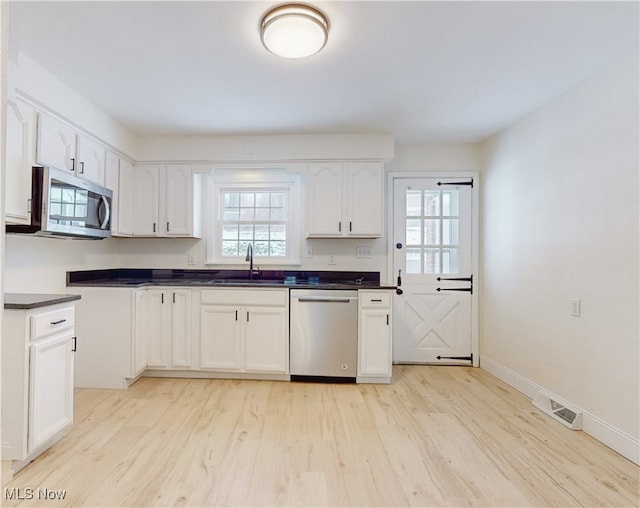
[31, 306, 75, 340]
[359, 291, 392, 308]
[200, 289, 288, 307]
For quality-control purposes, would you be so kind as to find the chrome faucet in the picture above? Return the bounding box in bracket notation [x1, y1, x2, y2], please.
[245, 243, 258, 280]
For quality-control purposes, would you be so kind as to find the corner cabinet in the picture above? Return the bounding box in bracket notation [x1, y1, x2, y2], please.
[124, 164, 202, 237]
[199, 289, 289, 375]
[306, 161, 384, 238]
[2, 302, 77, 469]
[357, 290, 393, 383]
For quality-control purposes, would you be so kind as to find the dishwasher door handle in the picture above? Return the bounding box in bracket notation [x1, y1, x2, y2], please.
[296, 297, 354, 303]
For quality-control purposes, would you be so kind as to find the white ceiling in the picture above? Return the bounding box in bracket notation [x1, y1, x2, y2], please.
[8, 1, 639, 143]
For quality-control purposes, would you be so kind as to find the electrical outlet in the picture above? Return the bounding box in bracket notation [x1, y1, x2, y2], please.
[188, 253, 196, 265]
[356, 246, 372, 258]
[306, 246, 313, 258]
[328, 255, 336, 265]
[570, 298, 581, 317]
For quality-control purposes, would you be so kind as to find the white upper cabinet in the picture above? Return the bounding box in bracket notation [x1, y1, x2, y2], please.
[5, 98, 36, 225]
[306, 161, 384, 237]
[75, 134, 106, 185]
[35, 112, 77, 173]
[35, 112, 106, 186]
[115, 158, 135, 236]
[125, 164, 201, 238]
[132, 165, 161, 236]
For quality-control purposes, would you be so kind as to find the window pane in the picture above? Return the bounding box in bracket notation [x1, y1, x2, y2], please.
[75, 205, 87, 218]
[224, 192, 239, 207]
[424, 249, 440, 274]
[62, 189, 74, 203]
[222, 241, 238, 256]
[270, 207, 285, 220]
[442, 219, 459, 245]
[254, 241, 269, 255]
[442, 248, 459, 274]
[271, 193, 286, 207]
[239, 225, 254, 240]
[255, 207, 270, 220]
[406, 219, 421, 245]
[424, 191, 440, 216]
[406, 191, 422, 216]
[424, 219, 440, 245]
[222, 225, 238, 240]
[255, 225, 269, 240]
[239, 207, 255, 220]
[442, 191, 459, 216]
[270, 225, 286, 240]
[255, 192, 270, 207]
[223, 208, 239, 220]
[406, 248, 421, 274]
[240, 193, 255, 207]
[238, 240, 251, 254]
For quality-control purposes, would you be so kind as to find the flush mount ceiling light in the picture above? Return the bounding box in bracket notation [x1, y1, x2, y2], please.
[260, 3, 329, 59]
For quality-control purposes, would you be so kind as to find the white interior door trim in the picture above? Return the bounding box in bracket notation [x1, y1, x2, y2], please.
[387, 171, 480, 367]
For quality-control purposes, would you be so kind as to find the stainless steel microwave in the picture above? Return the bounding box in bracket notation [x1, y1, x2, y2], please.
[6, 166, 113, 239]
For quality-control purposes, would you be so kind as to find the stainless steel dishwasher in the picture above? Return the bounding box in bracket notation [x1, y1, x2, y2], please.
[290, 289, 358, 382]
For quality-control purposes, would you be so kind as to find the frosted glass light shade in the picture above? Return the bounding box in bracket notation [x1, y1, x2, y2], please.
[260, 4, 329, 59]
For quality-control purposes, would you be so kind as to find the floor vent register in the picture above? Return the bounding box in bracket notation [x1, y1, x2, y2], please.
[532, 391, 583, 430]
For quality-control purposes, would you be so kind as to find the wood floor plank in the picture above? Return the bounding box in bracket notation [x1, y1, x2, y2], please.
[3, 366, 638, 507]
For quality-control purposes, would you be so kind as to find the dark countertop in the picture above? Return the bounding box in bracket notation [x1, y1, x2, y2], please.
[4, 293, 82, 310]
[67, 269, 396, 290]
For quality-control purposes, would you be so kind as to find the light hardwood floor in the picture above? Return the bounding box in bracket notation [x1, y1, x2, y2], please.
[3, 366, 639, 507]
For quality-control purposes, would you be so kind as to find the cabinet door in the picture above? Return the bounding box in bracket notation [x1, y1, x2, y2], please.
[76, 134, 106, 185]
[116, 159, 135, 236]
[29, 334, 74, 452]
[5, 99, 35, 224]
[104, 151, 120, 233]
[164, 165, 193, 236]
[140, 290, 170, 369]
[132, 290, 148, 376]
[171, 289, 192, 368]
[132, 165, 160, 236]
[358, 309, 392, 377]
[306, 162, 343, 236]
[200, 306, 242, 370]
[244, 306, 289, 373]
[35, 112, 76, 173]
[345, 162, 384, 237]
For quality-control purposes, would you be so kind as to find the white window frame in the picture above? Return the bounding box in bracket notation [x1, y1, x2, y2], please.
[206, 167, 302, 265]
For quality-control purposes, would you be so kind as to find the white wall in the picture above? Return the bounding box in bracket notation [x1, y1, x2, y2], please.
[480, 46, 639, 451]
[3, 236, 121, 293]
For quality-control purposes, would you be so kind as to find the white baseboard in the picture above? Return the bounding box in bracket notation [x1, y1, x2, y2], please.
[480, 355, 640, 465]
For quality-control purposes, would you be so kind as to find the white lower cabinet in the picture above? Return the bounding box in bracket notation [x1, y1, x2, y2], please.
[357, 290, 393, 383]
[137, 288, 192, 369]
[2, 302, 76, 467]
[200, 289, 289, 374]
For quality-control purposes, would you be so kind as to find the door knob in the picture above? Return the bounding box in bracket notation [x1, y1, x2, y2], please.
[396, 242, 403, 249]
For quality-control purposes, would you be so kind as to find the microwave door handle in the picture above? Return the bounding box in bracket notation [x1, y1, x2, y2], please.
[99, 196, 111, 229]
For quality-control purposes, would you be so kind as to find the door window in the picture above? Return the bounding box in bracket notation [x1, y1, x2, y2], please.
[405, 188, 461, 274]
